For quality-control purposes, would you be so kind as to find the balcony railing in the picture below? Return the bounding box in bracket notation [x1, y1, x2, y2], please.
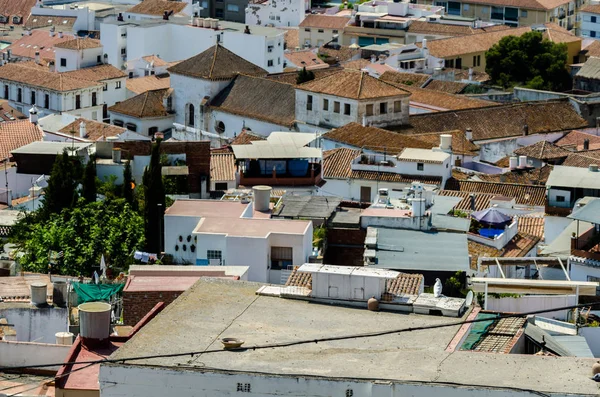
[239, 163, 321, 187]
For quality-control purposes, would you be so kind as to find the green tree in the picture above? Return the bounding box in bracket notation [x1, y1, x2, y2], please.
[485, 31, 571, 91]
[15, 198, 144, 276]
[122, 160, 135, 209]
[296, 66, 315, 84]
[40, 149, 82, 219]
[143, 139, 165, 253]
[81, 156, 97, 203]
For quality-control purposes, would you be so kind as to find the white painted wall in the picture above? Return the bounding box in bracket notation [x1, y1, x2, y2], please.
[55, 47, 104, 72]
[165, 214, 204, 264]
[476, 132, 565, 163]
[245, 0, 305, 27]
[103, 77, 128, 108]
[486, 295, 576, 321]
[208, 109, 293, 138]
[0, 341, 71, 371]
[99, 22, 128, 70]
[570, 261, 600, 283]
[110, 112, 174, 136]
[1, 306, 68, 343]
[97, 161, 126, 185]
[548, 188, 572, 208]
[317, 178, 418, 202]
[99, 364, 578, 397]
[580, 11, 600, 39]
[579, 327, 600, 358]
[545, 216, 574, 245]
[170, 74, 230, 127]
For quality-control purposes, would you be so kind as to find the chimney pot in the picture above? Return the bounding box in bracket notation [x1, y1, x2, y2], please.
[583, 138, 590, 151]
[465, 127, 473, 141]
[589, 164, 598, 172]
[522, 124, 529, 136]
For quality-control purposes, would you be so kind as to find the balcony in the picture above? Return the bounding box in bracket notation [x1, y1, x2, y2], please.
[239, 162, 322, 187]
[571, 232, 600, 262]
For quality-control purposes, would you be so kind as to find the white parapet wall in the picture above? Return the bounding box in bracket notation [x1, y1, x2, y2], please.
[0, 341, 72, 371]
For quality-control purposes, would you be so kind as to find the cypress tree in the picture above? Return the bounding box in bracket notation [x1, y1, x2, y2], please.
[296, 67, 315, 84]
[143, 139, 165, 253]
[123, 160, 135, 209]
[41, 149, 82, 218]
[81, 156, 97, 203]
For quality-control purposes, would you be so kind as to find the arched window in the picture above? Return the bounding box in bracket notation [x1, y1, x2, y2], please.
[215, 120, 225, 134]
[186, 103, 195, 127]
[113, 120, 124, 127]
[125, 123, 137, 132]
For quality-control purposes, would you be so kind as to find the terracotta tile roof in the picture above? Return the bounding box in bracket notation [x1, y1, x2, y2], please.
[542, 24, 581, 44]
[285, 266, 312, 289]
[379, 71, 430, 87]
[209, 75, 296, 127]
[468, 240, 501, 269]
[450, 68, 491, 83]
[142, 55, 169, 67]
[127, 0, 188, 16]
[578, 4, 600, 13]
[230, 130, 265, 145]
[285, 50, 329, 70]
[382, 273, 424, 298]
[461, 0, 570, 11]
[59, 118, 127, 141]
[322, 148, 443, 184]
[54, 37, 102, 50]
[299, 14, 349, 30]
[0, 0, 37, 26]
[502, 232, 540, 257]
[479, 166, 553, 185]
[6, 29, 75, 60]
[283, 28, 299, 50]
[24, 15, 76, 30]
[401, 100, 588, 141]
[109, 88, 171, 118]
[63, 64, 126, 82]
[0, 63, 102, 91]
[561, 151, 600, 167]
[513, 140, 571, 160]
[407, 21, 511, 37]
[495, 156, 510, 167]
[422, 27, 531, 59]
[318, 45, 357, 63]
[323, 122, 478, 155]
[126, 74, 171, 95]
[298, 69, 409, 100]
[443, 179, 546, 206]
[555, 130, 600, 151]
[167, 44, 267, 81]
[438, 190, 497, 212]
[0, 99, 26, 121]
[583, 40, 600, 58]
[341, 58, 371, 71]
[265, 67, 342, 85]
[422, 79, 468, 94]
[210, 152, 236, 182]
[0, 119, 44, 161]
[518, 217, 544, 239]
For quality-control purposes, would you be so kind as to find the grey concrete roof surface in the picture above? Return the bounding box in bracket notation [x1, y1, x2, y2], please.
[568, 198, 600, 224]
[273, 196, 341, 219]
[107, 279, 600, 395]
[546, 165, 600, 190]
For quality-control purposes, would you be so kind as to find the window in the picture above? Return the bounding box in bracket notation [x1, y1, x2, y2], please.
[444, 59, 454, 68]
[267, 45, 273, 53]
[166, 96, 172, 111]
[463, 4, 469, 11]
[187, 103, 195, 127]
[60, 58, 67, 67]
[92, 111, 98, 120]
[344, 103, 351, 115]
[556, 195, 566, 202]
[44, 94, 49, 108]
[92, 92, 97, 106]
[128, 72, 134, 78]
[3, 85, 7, 99]
[226, 4, 239, 12]
[306, 95, 313, 111]
[215, 120, 225, 133]
[521, 10, 528, 17]
[113, 119, 124, 127]
[215, 9, 224, 18]
[215, 182, 228, 190]
[120, 47, 126, 55]
[30, 91, 35, 105]
[278, 57, 280, 65]
[333, 30, 338, 34]
[75, 94, 81, 109]
[473, 55, 481, 67]
[592, 31, 597, 38]
[125, 122, 137, 132]
[323, 98, 329, 111]
[491, 6, 503, 20]
[504, 7, 518, 22]
[304, 28, 310, 32]
[207, 250, 222, 265]
[103, 83, 108, 91]
[379, 102, 387, 114]
[115, 81, 122, 89]
[447, 1, 461, 15]
[267, 59, 273, 67]
[97, 55, 101, 64]
[394, 101, 402, 113]
[417, 162, 424, 171]
[271, 247, 292, 270]
[148, 126, 158, 135]
[366, 104, 374, 116]
[334, 101, 340, 113]
[236, 383, 251, 393]
[455, 57, 462, 69]
[17, 88, 22, 103]
[593, 16, 597, 23]
[318, 29, 324, 33]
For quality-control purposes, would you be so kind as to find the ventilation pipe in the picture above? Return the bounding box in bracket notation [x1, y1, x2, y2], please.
[29, 105, 38, 124]
[58, 31, 63, 38]
[34, 51, 40, 64]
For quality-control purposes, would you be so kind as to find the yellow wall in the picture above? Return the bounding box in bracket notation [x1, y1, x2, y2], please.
[299, 27, 345, 48]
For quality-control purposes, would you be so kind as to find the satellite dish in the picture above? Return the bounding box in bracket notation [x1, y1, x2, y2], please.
[465, 290, 474, 306]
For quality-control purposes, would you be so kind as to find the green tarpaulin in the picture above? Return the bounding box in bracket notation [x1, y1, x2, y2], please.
[460, 313, 499, 351]
[72, 282, 124, 305]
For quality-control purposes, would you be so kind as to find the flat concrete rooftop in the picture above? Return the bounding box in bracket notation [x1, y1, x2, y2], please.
[164, 199, 247, 218]
[108, 279, 599, 395]
[194, 217, 311, 237]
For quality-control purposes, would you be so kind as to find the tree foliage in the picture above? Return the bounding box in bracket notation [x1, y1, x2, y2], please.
[485, 31, 572, 91]
[143, 139, 165, 253]
[296, 67, 315, 84]
[81, 155, 97, 203]
[17, 198, 144, 276]
[40, 149, 82, 219]
[122, 160, 135, 209]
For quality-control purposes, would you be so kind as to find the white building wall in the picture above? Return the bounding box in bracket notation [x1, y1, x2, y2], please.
[570, 261, 600, 283]
[476, 132, 565, 163]
[317, 178, 417, 202]
[208, 109, 293, 139]
[485, 295, 576, 321]
[547, 188, 572, 208]
[99, 22, 129, 70]
[110, 112, 174, 136]
[54, 47, 103, 72]
[1, 307, 68, 343]
[99, 364, 575, 397]
[225, 235, 269, 282]
[580, 11, 600, 39]
[170, 74, 231, 127]
[102, 77, 128, 108]
[245, 0, 306, 27]
[544, 216, 574, 245]
[0, 341, 71, 371]
[165, 214, 203, 264]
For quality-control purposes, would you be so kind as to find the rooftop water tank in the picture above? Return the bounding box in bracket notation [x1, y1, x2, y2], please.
[55, 331, 74, 345]
[30, 283, 47, 306]
[52, 281, 67, 307]
[78, 302, 112, 346]
[440, 134, 452, 151]
[509, 156, 518, 169]
[253, 185, 272, 212]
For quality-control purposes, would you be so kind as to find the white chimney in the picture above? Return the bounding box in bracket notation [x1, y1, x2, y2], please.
[58, 31, 63, 38]
[468, 68, 473, 81]
[362, 114, 367, 127]
[509, 156, 518, 169]
[411, 198, 426, 218]
[79, 121, 87, 138]
[49, 61, 55, 72]
[465, 128, 472, 141]
[29, 105, 38, 124]
[440, 134, 452, 151]
[34, 51, 40, 64]
[518, 155, 527, 168]
[422, 38, 427, 49]
[49, 28, 55, 37]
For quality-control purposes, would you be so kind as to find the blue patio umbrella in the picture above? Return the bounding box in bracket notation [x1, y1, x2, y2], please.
[471, 207, 512, 225]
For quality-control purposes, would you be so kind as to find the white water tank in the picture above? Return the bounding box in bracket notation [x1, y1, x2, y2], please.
[202, 18, 211, 28]
[30, 283, 47, 306]
[210, 18, 218, 29]
[440, 134, 452, 151]
[518, 155, 527, 168]
[411, 198, 426, 218]
[55, 331, 74, 345]
[253, 185, 272, 212]
[78, 302, 112, 342]
[112, 148, 121, 164]
[509, 156, 518, 169]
